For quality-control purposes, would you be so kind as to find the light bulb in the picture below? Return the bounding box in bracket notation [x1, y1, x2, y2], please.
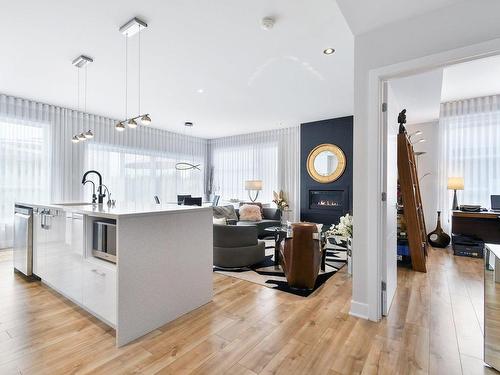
[84, 130, 94, 139]
[127, 118, 138, 128]
[72, 135, 80, 143]
[140, 114, 151, 125]
[78, 133, 87, 141]
[115, 122, 126, 132]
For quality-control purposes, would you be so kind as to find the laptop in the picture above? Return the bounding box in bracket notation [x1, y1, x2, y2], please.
[491, 195, 500, 212]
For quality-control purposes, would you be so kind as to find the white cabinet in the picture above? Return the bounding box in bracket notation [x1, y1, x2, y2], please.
[33, 212, 42, 276]
[83, 260, 116, 325]
[34, 208, 85, 304]
[34, 206, 116, 327]
[58, 213, 84, 303]
[43, 210, 66, 289]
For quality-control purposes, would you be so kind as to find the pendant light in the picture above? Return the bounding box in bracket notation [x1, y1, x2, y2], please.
[175, 122, 201, 171]
[116, 17, 151, 132]
[71, 55, 94, 143]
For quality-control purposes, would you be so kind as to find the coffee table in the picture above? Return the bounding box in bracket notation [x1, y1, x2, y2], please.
[264, 226, 288, 269]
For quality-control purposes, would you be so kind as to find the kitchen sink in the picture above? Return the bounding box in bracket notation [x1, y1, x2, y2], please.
[54, 202, 95, 206]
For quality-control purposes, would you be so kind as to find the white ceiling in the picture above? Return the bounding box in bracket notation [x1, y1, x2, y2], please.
[389, 69, 444, 125]
[336, 0, 464, 35]
[441, 54, 500, 102]
[0, 0, 353, 138]
[387, 53, 500, 125]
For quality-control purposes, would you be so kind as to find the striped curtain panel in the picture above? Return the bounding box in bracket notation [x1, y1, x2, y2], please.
[209, 127, 300, 221]
[0, 94, 207, 248]
[437, 94, 500, 232]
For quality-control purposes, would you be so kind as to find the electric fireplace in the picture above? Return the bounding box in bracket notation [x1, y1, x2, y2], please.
[309, 190, 345, 211]
[309, 190, 345, 210]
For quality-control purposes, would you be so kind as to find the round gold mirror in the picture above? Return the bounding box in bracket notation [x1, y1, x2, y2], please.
[307, 144, 346, 183]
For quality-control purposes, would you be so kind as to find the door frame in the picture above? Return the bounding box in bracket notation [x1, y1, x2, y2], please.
[372, 38, 500, 321]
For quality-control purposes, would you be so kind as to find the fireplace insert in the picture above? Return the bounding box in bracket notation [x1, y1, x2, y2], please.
[309, 190, 345, 210]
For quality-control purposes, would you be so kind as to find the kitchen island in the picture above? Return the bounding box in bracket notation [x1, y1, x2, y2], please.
[16, 202, 213, 347]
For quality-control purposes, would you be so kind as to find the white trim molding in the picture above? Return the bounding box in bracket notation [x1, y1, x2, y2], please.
[349, 300, 369, 319]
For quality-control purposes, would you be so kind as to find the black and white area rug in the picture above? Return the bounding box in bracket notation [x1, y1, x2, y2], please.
[214, 236, 347, 297]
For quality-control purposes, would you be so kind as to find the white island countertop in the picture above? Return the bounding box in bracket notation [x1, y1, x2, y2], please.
[18, 199, 214, 346]
[15, 201, 212, 219]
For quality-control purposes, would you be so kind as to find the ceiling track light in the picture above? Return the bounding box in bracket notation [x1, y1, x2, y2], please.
[115, 122, 126, 132]
[116, 17, 152, 132]
[127, 118, 138, 128]
[71, 55, 95, 143]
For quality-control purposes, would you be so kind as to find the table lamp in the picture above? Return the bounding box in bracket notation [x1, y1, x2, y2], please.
[245, 180, 262, 202]
[448, 177, 464, 210]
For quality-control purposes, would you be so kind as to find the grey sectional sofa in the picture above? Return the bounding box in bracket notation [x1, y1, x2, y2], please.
[212, 205, 282, 239]
[213, 224, 266, 268]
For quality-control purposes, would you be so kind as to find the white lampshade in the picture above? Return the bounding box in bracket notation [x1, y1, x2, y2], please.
[245, 180, 263, 191]
[447, 177, 464, 190]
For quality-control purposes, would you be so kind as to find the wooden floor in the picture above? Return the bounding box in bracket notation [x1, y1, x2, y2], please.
[0, 247, 494, 374]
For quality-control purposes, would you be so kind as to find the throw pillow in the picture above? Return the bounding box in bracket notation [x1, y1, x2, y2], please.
[213, 217, 226, 225]
[239, 202, 263, 214]
[212, 205, 238, 221]
[239, 204, 262, 221]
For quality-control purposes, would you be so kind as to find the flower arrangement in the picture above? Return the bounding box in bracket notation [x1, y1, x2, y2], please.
[272, 190, 289, 211]
[327, 213, 353, 238]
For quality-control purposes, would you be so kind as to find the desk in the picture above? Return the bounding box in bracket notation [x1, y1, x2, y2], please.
[452, 211, 500, 244]
[484, 243, 500, 371]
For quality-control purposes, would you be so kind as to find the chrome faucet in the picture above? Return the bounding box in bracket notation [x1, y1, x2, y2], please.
[82, 170, 105, 204]
[100, 184, 114, 207]
[83, 180, 97, 204]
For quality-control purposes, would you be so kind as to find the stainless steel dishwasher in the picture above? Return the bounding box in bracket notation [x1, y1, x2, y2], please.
[13, 204, 34, 277]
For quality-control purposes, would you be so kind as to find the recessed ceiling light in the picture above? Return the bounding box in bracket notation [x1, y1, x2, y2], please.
[185, 122, 193, 127]
[197, 88, 204, 94]
[323, 48, 335, 55]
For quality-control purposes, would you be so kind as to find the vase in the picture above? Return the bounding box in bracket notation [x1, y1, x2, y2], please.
[427, 211, 451, 248]
[347, 237, 352, 275]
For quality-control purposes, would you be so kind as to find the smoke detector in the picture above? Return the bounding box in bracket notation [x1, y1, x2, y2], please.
[261, 16, 275, 30]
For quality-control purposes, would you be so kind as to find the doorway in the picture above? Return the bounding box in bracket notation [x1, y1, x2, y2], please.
[379, 52, 500, 317]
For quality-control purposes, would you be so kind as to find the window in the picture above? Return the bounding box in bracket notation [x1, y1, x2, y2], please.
[211, 142, 278, 203]
[85, 143, 204, 205]
[0, 120, 50, 248]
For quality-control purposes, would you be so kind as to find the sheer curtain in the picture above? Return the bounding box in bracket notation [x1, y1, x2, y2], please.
[0, 117, 50, 248]
[0, 93, 207, 248]
[437, 95, 500, 232]
[209, 127, 300, 220]
[85, 128, 206, 204]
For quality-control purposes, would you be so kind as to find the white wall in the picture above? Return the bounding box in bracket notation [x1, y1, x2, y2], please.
[406, 122, 439, 230]
[351, 0, 500, 320]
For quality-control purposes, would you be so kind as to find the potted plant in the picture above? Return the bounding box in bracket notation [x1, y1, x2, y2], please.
[327, 214, 353, 275]
[272, 190, 289, 224]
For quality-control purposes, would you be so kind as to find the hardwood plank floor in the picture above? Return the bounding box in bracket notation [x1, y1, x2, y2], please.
[0, 247, 494, 374]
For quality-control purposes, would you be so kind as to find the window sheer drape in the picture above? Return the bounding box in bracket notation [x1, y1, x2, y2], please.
[0, 94, 207, 248]
[437, 95, 500, 232]
[209, 127, 300, 221]
[0, 118, 50, 248]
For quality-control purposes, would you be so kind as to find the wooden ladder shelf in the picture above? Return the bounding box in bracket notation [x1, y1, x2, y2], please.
[397, 116, 428, 272]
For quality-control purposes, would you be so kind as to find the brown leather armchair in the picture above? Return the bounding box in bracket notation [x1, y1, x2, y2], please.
[279, 223, 322, 289]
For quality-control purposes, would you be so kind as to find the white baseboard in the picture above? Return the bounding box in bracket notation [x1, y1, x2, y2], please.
[349, 300, 369, 320]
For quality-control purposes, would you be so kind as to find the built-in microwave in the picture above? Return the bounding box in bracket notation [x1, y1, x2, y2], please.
[92, 221, 116, 263]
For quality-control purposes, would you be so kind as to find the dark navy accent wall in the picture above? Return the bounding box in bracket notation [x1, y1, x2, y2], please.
[300, 116, 353, 226]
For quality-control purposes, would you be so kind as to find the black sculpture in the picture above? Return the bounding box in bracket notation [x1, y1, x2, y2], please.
[398, 109, 407, 134]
